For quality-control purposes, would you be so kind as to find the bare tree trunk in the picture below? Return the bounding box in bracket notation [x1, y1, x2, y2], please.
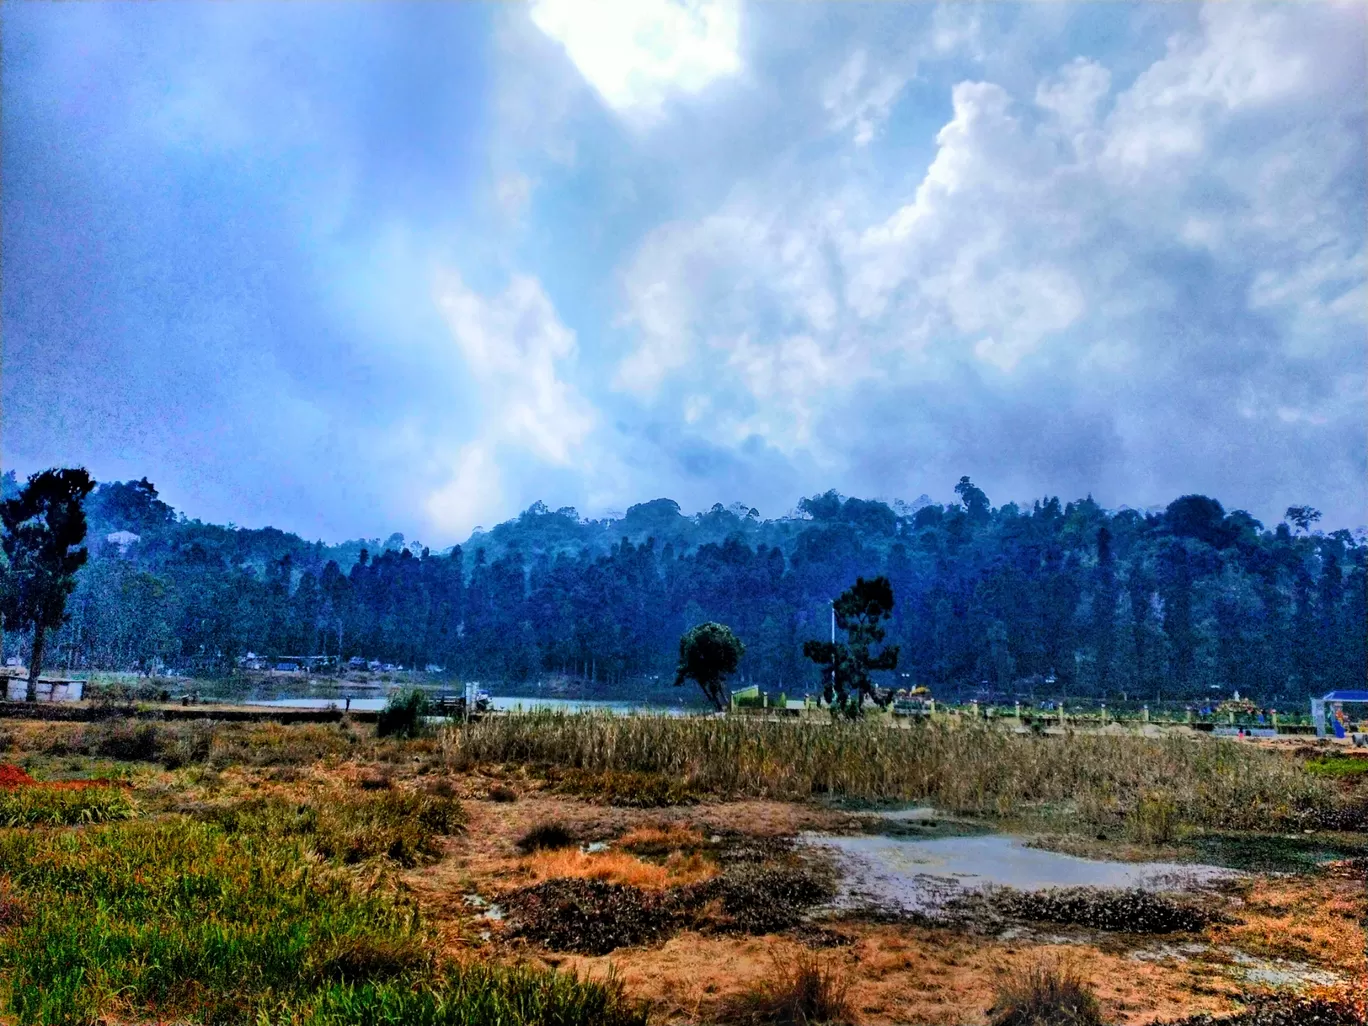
[26, 624, 45, 702]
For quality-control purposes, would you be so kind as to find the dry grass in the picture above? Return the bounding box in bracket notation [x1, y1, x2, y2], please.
[521, 848, 717, 890]
[617, 823, 708, 856]
[990, 957, 1108, 1026]
[715, 950, 856, 1025]
[438, 714, 1342, 832]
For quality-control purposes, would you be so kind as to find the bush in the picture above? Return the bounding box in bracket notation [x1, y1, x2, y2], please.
[487, 783, 518, 802]
[716, 951, 854, 1025]
[1125, 790, 1180, 844]
[990, 958, 1107, 1026]
[90, 722, 163, 762]
[517, 822, 577, 854]
[378, 691, 431, 739]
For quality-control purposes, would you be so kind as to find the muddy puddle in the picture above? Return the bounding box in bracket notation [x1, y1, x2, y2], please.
[802, 831, 1237, 914]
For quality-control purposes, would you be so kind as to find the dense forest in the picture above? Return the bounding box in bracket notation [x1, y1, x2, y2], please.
[2, 471, 1363, 704]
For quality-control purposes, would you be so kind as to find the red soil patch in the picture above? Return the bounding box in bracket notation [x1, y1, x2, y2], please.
[0, 765, 35, 788]
[0, 763, 127, 790]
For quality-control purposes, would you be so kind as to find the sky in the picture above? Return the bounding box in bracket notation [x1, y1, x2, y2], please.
[3, 1, 1365, 545]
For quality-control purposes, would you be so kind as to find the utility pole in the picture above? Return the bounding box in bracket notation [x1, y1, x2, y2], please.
[830, 600, 836, 697]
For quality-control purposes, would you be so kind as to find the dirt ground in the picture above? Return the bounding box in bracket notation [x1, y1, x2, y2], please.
[396, 770, 1367, 1025]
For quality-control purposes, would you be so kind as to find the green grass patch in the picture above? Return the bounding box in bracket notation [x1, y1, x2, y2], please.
[1305, 753, 1368, 779]
[0, 785, 135, 827]
[259, 966, 646, 1026]
[1186, 830, 1368, 874]
[0, 816, 644, 1026]
[201, 789, 465, 868]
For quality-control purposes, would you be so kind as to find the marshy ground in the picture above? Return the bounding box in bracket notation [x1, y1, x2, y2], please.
[0, 713, 1362, 1025]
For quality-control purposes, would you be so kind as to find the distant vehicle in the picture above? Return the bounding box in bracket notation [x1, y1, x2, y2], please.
[367, 660, 382, 672]
[275, 662, 299, 673]
[347, 656, 368, 670]
[425, 664, 445, 673]
[381, 663, 397, 672]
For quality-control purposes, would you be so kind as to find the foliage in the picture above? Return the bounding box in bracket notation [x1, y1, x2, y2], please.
[0, 467, 95, 692]
[377, 689, 431, 739]
[24, 475, 1368, 706]
[803, 575, 899, 717]
[675, 621, 745, 710]
[1124, 789, 1180, 844]
[990, 958, 1107, 1026]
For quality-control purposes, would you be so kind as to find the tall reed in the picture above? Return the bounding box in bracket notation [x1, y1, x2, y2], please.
[440, 714, 1339, 831]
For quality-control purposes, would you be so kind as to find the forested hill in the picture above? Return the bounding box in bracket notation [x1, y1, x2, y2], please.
[5, 471, 1364, 703]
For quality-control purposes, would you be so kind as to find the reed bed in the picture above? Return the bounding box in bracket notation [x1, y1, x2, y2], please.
[441, 714, 1342, 831]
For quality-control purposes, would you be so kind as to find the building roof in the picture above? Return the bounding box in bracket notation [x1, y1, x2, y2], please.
[1323, 690, 1368, 702]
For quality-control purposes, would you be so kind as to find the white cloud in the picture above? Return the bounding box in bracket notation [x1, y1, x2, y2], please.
[529, 0, 741, 123]
[425, 440, 501, 540]
[822, 50, 909, 146]
[426, 272, 596, 535]
[607, 2, 1364, 517]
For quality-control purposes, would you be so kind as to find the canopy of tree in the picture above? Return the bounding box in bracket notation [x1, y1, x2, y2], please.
[7, 472, 1364, 704]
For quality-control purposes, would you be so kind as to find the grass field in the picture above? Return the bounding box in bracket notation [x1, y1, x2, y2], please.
[0, 712, 1361, 1025]
[440, 713, 1356, 834]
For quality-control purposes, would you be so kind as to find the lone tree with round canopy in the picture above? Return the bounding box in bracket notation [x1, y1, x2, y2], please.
[804, 575, 900, 718]
[1, 468, 95, 700]
[674, 622, 745, 711]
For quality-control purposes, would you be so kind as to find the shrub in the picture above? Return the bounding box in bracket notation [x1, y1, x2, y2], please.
[517, 822, 577, 853]
[1125, 790, 1180, 844]
[89, 722, 163, 762]
[377, 691, 431, 739]
[487, 784, 518, 802]
[716, 951, 854, 1025]
[990, 958, 1107, 1026]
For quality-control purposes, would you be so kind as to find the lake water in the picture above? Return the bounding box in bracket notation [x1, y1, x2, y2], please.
[242, 695, 692, 716]
[802, 831, 1235, 912]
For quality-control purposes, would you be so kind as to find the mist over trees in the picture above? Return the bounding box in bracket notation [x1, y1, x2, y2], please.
[3, 469, 1364, 704]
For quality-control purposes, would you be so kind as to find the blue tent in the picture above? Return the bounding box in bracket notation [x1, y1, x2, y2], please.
[1313, 690, 1368, 737]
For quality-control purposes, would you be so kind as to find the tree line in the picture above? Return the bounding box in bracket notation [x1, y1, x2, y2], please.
[1, 469, 1363, 705]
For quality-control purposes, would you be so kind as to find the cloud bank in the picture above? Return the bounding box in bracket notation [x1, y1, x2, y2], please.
[3, 1, 1363, 542]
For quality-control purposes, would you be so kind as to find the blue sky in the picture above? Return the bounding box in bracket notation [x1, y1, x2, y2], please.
[3, 1, 1364, 544]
